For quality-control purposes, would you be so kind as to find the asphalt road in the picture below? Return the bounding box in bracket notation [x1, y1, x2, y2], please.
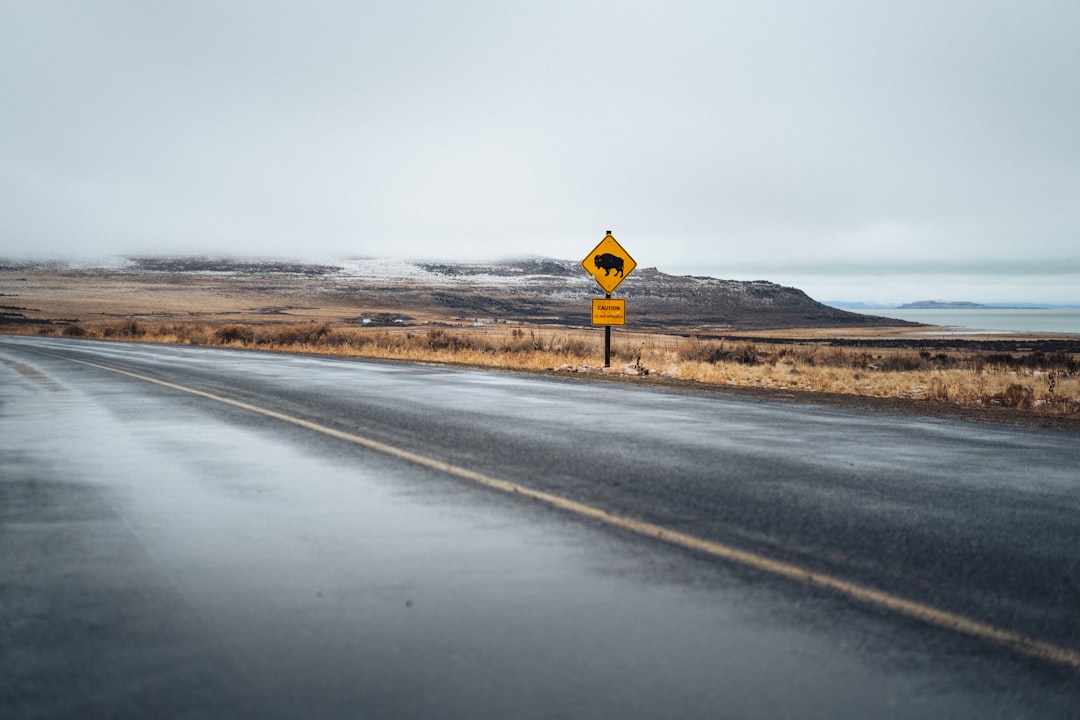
[2, 336, 1079, 718]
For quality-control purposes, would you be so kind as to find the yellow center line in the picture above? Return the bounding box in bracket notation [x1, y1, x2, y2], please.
[37, 348, 1080, 671]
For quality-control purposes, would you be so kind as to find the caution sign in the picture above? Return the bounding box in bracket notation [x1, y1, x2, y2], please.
[581, 232, 637, 294]
[592, 298, 626, 325]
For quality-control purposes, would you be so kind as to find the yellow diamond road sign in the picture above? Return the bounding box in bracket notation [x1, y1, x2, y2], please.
[582, 232, 636, 294]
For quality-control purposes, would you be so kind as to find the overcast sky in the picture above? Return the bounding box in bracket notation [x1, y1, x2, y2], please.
[3, 1, 1078, 303]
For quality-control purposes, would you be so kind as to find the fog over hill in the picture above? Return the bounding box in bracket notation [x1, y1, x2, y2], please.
[1, 256, 912, 331]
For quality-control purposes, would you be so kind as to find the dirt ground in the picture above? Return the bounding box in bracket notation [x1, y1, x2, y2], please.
[0, 268, 427, 327]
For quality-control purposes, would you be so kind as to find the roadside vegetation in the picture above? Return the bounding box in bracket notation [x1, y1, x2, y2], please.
[672, 336, 1079, 414]
[14, 319, 1080, 418]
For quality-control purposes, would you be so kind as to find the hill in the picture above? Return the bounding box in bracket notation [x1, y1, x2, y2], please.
[0, 256, 913, 332]
[897, 300, 991, 310]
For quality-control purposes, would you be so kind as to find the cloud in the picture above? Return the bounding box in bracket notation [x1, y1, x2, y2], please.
[2, 0, 1078, 302]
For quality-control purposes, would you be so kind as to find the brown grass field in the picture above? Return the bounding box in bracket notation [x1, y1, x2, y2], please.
[3, 266, 1079, 430]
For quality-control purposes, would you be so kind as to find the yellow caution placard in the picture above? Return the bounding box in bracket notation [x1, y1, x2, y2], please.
[581, 232, 637, 294]
[592, 298, 626, 325]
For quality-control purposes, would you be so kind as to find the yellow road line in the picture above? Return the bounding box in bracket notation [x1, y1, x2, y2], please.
[39, 349, 1080, 671]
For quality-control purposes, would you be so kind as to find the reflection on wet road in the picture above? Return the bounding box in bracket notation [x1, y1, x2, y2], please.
[2, 336, 1079, 718]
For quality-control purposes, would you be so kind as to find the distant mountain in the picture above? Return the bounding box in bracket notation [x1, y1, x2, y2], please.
[824, 301, 894, 310]
[897, 300, 990, 310]
[829, 300, 1079, 310]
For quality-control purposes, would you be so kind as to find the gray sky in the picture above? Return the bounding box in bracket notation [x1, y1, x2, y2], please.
[3, 1, 1078, 303]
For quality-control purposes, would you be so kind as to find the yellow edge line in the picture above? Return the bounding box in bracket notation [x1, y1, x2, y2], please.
[44, 351, 1080, 671]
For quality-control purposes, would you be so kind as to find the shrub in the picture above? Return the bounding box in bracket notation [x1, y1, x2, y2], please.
[427, 327, 457, 351]
[255, 322, 333, 346]
[320, 328, 362, 348]
[558, 336, 595, 358]
[927, 377, 949, 402]
[178, 325, 212, 345]
[994, 384, 1034, 409]
[101, 318, 143, 338]
[877, 353, 925, 372]
[735, 343, 760, 365]
[214, 324, 255, 344]
[677, 337, 727, 364]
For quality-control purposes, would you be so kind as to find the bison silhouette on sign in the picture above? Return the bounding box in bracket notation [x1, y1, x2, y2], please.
[594, 253, 624, 277]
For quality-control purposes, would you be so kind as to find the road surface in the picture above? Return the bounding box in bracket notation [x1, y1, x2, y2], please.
[2, 336, 1078, 718]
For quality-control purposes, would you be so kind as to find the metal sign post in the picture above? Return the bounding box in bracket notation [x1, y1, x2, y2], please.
[606, 295, 613, 367]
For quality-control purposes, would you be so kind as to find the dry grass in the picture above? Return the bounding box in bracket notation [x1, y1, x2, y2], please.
[668, 337, 1080, 414]
[43, 320, 600, 370]
[12, 320, 1080, 417]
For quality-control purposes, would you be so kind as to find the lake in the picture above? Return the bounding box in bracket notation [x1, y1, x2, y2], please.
[849, 308, 1080, 335]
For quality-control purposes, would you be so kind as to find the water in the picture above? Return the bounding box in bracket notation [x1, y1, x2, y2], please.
[850, 308, 1080, 334]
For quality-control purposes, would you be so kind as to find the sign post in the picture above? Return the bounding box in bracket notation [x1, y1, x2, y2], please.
[581, 231, 636, 367]
[605, 294, 611, 366]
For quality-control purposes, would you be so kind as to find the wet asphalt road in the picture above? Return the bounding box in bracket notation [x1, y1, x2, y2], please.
[2, 336, 1079, 718]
